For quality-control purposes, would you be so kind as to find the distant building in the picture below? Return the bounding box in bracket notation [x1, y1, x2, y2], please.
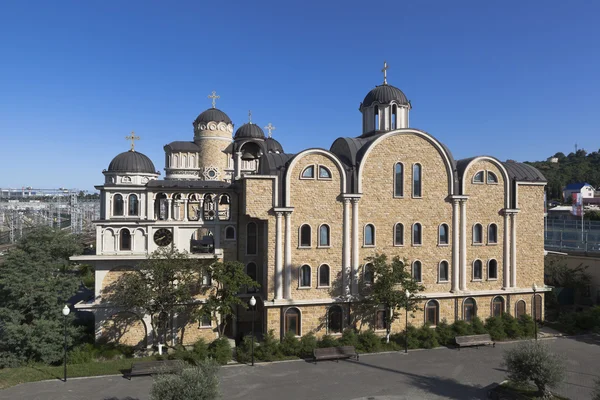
[547, 157, 559, 163]
[563, 182, 595, 202]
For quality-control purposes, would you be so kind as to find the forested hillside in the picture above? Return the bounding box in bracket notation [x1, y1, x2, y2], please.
[526, 149, 600, 200]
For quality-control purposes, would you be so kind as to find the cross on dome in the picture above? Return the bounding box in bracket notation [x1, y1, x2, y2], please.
[125, 131, 140, 151]
[264, 123, 276, 138]
[382, 61, 389, 85]
[207, 91, 220, 108]
[248, 110, 252, 124]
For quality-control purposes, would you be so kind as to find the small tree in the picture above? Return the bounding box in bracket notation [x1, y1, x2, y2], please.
[503, 341, 565, 398]
[361, 254, 424, 343]
[150, 359, 220, 400]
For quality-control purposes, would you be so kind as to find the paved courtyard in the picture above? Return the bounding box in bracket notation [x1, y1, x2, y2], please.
[1, 336, 598, 400]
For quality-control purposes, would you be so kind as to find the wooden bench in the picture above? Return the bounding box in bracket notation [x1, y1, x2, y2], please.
[455, 334, 495, 350]
[127, 360, 182, 379]
[313, 346, 359, 363]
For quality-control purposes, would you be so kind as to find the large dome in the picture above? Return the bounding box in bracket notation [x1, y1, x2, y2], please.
[361, 84, 409, 108]
[107, 150, 156, 173]
[234, 123, 265, 139]
[194, 108, 232, 125]
[265, 137, 284, 153]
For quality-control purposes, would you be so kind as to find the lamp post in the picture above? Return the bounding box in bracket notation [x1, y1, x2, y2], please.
[249, 296, 256, 366]
[404, 289, 410, 354]
[532, 283, 538, 341]
[62, 304, 70, 382]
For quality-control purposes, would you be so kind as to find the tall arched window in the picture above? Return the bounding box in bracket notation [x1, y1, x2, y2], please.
[225, 226, 236, 240]
[319, 224, 330, 247]
[492, 296, 504, 317]
[439, 224, 449, 245]
[426, 300, 439, 326]
[328, 305, 343, 334]
[364, 224, 375, 246]
[488, 224, 498, 244]
[394, 163, 404, 197]
[412, 260, 422, 282]
[299, 265, 311, 287]
[300, 224, 311, 247]
[391, 104, 397, 130]
[515, 300, 526, 318]
[363, 263, 374, 284]
[488, 259, 498, 280]
[285, 308, 300, 336]
[439, 261, 449, 282]
[473, 259, 483, 280]
[412, 223, 422, 246]
[113, 194, 124, 216]
[394, 223, 404, 246]
[473, 224, 483, 244]
[464, 298, 476, 322]
[374, 105, 379, 130]
[412, 164, 422, 197]
[246, 262, 257, 293]
[120, 229, 131, 251]
[247, 222, 257, 255]
[318, 264, 330, 287]
[533, 294, 543, 322]
[128, 194, 138, 216]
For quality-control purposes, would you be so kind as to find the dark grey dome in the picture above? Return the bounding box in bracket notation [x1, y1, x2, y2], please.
[265, 137, 284, 153]
[107, 150, 156, 173]
[194, 108, 232, 125]
[362, 84, 409, 108]
[234, 123, 265, 139]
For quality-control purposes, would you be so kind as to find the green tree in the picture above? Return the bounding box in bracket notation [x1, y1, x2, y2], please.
[360, 254, 424, 343]
[545, 256, 591, 303]
[0, 226, 83, 366]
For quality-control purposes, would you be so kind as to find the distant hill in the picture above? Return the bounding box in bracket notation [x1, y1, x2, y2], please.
[525, 149, 600, 200]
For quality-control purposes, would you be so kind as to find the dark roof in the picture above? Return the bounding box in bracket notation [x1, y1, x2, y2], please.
[330, 136, 376, 167]
[502, 161, 547, 182]
[265, 137, 284, 153]
[194, 108, 232, 125]
[259, 153, 295, 176]
[164, 141, 201, 152]
[361, 84, 409, 108]
[235, 123, 265, 139]
[455, 157, 479, 178]
[146, 180, 231, 189]
[107, 150, 156, 174]
[564, 182, 592, 190]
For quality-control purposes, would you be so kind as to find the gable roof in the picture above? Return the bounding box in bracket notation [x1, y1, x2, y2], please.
[564, 182, 593, 191]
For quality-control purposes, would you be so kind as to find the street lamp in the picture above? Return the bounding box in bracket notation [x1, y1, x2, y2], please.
[404, 289, 410, 354]
[532, 283, 538, 341]
[62, 304, 70, 382]
[249, 296, 256, 366]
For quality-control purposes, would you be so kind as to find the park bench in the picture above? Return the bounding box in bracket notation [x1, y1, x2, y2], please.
[313, 345, 359, 363]
[454, 333, 495, 350]
[127, 359, 182, 379]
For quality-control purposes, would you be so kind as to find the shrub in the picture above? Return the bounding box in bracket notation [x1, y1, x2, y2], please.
[150, 359, 220, 400]
[338, 328, 359, 347]
[279, 331, 300, 357]
[390, 326, 419, 349]
[557, 312, 578, 334]
[192, 338, 209, 362]
[357, 330, 381, 353]
[255, 330, 280, 361]
[485, 316, 507, 341]
[168, 345, 195, 364]
[235, 335, 256, 364]
[318, 334, 339, 348]
[68, 343, 95, 364]
[299, 333, 317, 358]
[503, 341, 565, 398]
[434, 319, 454, 346]
[94, 343, 135, 360]
[452, 320, 474, 336]
[208, 337, 231, 365]
[416, 324, 438, 349]
[518, 315, 536, 338]
[501, 313, 522, 339]
[471, 316, 487, 334]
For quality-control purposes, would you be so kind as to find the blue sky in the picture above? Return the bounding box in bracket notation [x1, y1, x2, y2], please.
[1, 1, 598, 192]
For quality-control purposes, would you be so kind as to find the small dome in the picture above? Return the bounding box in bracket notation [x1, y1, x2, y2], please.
[234, 123, 265, 139]
[361, 84, 409, 108]
[194, 108, 232, 126]
[265, 137, 284, 153]
[107, 150, 156, 173]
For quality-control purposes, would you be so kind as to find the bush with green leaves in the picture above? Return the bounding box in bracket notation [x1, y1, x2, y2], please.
[357, 330, 381, 353]
[67, 343, 95, 364]
[255, 330, 280, 361]
[235, 335, 256, 364]
[416, 324, 438, 349]
[192, 338, 209, 362]
[451, 320, 474, 336]
[208, 337, 231, 365]
[338, 328, 359, 347]
[279, 331, 301, 357]
[389, 326, 419, 349]
[517, 315, 536, 338]
[501, 313, 522, 339]
[299, 332, 317, 358]
[471, 316, 487, 334]
[318, 334, 339, 348]
[503, 341, 565, 398]
[150, 359, 220, 400]
[434, 319, 454, 346]
[484, 316, 507, 341]
[168, 345, 196, 364]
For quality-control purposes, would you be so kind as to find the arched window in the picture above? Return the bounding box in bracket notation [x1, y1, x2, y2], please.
[299, 265, 311, 287]
[113, 194, 124, 216]
[394, 223, 404, 246]
[473, 259, 483, 280]
[363, 263, 374, 284]
[374, 105, 379, 130]
[412, 260, 422, 282]
[488, 259, 498, 280]
[246, 262, 257, 293]
[439, 223, 449, 245]
[328, 305, 343, 334]
[318, 166, 332, 179]
[318, 264, 330, 287]
[473, 171, 484, 183]
[155, 193, 168, 220]
[225, 226, 236, 240]
[412, 223, 422, 246]
[492, 296, 504, 317]
[533, 294, 542, 322]
[426, 300, 439, 326]
[247, 222, 257, 255]
[394, 163, 404, 197]
[364, 224, 375, 246]
[128, 194, 138, 216]
[391, 104, 397, 130]
[120, 229, 131, 251]
[301, 165, 314, 179]
[473, 224, 483, 244]
[439, 261, 449, 282]
[300, 224, 311, 247]
[487, 171, 498, 184]
[488, 224, 498, 244]
[285, 308, 300, 336]
[464, 298, 477, 322]
[515, 300, 526, 319]
[218, 194, 231, 221]
[412, 164, 422, 197]
[319, 224, 330, 247]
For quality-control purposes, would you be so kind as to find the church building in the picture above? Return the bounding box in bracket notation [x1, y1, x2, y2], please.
[72, 66, 548, 347]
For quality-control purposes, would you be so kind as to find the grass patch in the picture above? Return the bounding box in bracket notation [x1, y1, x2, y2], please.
[0, 356, 156, 390]
[492, 381, 569, 400]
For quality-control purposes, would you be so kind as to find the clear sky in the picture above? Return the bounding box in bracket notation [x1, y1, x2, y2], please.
[1, 1, 598, 192]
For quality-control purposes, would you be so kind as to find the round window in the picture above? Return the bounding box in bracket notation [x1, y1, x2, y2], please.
[208, 170, 216, 178]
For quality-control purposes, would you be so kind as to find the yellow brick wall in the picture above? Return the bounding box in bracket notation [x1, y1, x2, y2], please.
[100, 311, 147, 347]
[517, 184, 545, 289]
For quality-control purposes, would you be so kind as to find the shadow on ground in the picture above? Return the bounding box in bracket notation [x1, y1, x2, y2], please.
[568, 334, 600, 346]
[104, 397, 140, 400]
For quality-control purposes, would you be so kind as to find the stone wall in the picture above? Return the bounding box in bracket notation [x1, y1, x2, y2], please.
[517, 184, 545, 289]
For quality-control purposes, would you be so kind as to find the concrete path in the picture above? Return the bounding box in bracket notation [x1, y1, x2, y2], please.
[1, 335, 598, 400]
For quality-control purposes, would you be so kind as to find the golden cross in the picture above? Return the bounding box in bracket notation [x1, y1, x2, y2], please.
[125, 131, 140, 151]
[207, 91, 220, 108]
[248, 110, 252, 124]
[382, 60, 389, 85]
[264, 122, 276, 138]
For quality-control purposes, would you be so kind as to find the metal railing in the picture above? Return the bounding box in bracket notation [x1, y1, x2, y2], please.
[545, 218, 600, 253]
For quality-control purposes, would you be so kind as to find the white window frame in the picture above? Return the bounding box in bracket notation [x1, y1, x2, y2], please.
[472, 170, 485, 184]
[487, 223, 498, 245]
[318, 165, 332, 180]
[412, 260, 423, 283]
[487, 258, 498, 281]
[393, 222, 404, 246]
[438, 260, 449, 283]
[412, 163, 423, 198]
[438, 223, 449, 246]
[317, 264, 331, 288]
[486, 171, 499, 185]
[363, 223, 376, 247]
[412, 222, 423, 247]
[393, 162, 404, 198]
[472, 223, 483, 245]
[298, 223, 312, 248]
[300, 164, 316, 180]
[317, 224, 331, 248]
[298, 264, 312, 288]
[472, 259, 483, 281]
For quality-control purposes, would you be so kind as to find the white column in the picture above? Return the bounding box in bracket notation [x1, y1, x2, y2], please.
[235, 152, 242, 180]
[167, 199, 172, 221]
[459, 199, 467, 291]
[510, 213, 517, 288]
[275, 212, 283, 300]
[183, 199, 188, 221]
[503, 212, 510, 289]
[147, 193, 154, 220]
[351, 198, 359, 295]
[451, 199, 460, 292]
[342, 198, 351, 296]
[284, 212, 292, 299]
